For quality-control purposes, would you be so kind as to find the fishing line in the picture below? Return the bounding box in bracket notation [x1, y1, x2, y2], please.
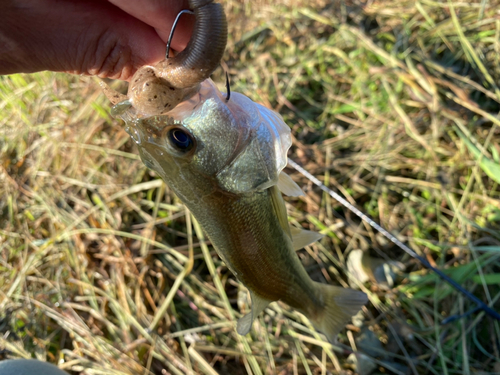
[288, 158, 500, 323]
[164, 5, 498, 324]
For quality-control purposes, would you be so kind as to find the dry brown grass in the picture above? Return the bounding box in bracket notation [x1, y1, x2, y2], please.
[1, 0, 500, 374]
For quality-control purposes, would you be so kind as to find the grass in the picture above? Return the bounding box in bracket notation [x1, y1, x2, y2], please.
[1, 0, 500, 374]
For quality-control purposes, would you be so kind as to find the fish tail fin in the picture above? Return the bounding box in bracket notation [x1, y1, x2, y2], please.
[308, 282, 368, 343]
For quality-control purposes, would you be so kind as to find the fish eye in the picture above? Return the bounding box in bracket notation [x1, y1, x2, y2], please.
[167, 127, 194, 153]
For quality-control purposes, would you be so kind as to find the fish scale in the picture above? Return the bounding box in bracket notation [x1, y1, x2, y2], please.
[103, 66, 368, 341]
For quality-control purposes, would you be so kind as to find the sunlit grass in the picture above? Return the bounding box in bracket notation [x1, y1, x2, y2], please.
[1, 0, 500, 374]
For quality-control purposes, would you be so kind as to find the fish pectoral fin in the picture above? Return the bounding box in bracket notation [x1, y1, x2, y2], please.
[278, 171, 304, 197]
[290, 226, 323, 250]
[269, 185, 292, 238]
[309, 283, 368, 343]
[236, 292, 271, 335]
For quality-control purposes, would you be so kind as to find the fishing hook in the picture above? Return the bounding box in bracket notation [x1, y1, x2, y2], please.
[288, 158, 500, 324]
[225, 70, 231, 102]
[166, 9, 195, 59]
[166, 8, 230, 101]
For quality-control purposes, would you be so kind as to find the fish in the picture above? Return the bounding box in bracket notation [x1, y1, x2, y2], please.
[101, 0, 368, 342]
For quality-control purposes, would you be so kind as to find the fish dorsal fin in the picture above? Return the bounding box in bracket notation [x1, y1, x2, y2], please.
[278, 171, 304, 197]
[269, 185, 291, 238]
[237, 291, 271, 335]
[290, 226, 324, 251]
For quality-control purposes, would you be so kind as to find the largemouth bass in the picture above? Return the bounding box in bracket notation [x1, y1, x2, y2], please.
[101, 0, 367, 342]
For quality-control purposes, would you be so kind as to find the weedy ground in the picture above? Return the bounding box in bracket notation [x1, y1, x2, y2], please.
[1, 0, 500, 374]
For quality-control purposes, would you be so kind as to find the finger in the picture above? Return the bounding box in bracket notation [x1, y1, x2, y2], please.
[107, 0, 194, 51]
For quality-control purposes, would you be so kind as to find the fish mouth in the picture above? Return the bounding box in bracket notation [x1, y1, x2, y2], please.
[121, 115, 175, 150]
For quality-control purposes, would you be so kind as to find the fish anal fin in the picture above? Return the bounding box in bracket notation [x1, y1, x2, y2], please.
[236, 313, 253, 336]
[278, 171, 304, 197]
[269, 185, 291, 238]
[236, 291, 271, 335]
[290, 226, 323, 251]
[309, 283, 368, 343]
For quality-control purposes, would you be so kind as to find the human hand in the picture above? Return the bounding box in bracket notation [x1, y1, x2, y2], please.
[0, 0, 193, 80]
